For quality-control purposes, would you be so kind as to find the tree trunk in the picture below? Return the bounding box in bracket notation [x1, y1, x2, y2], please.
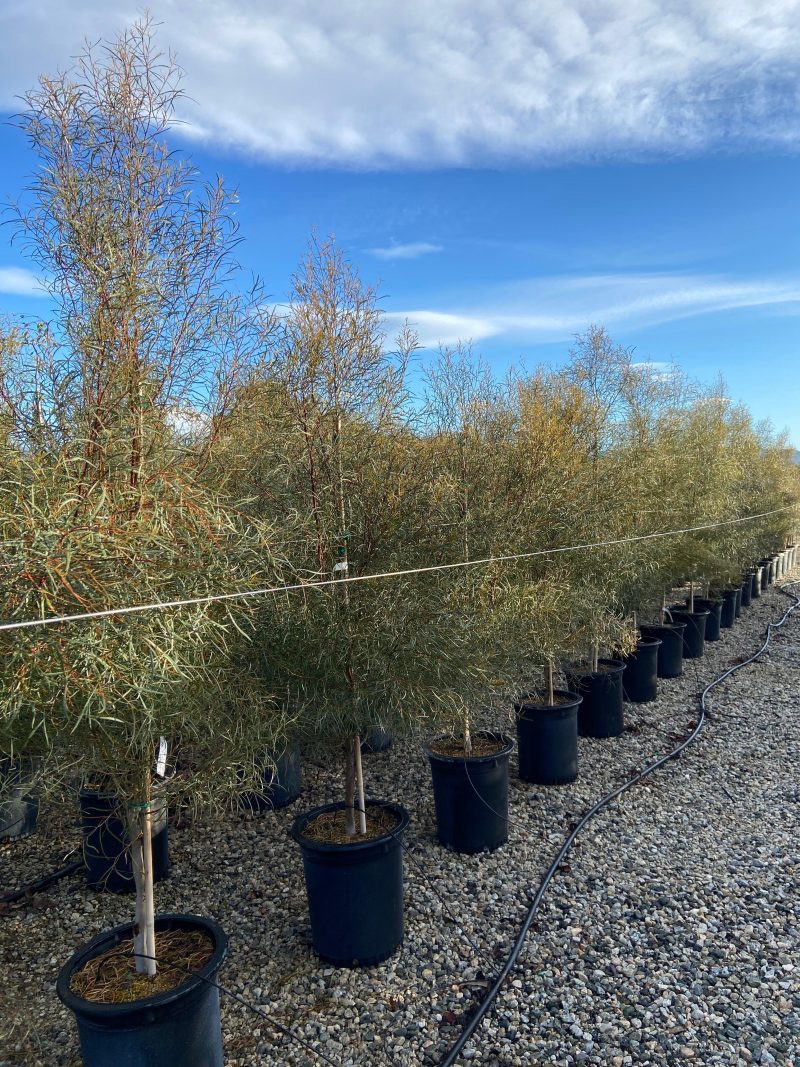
[130, 790, 156, 976]
[545, 658, 554, 706]
[344, 740, 356, 836]
[353, 736, 367, 835]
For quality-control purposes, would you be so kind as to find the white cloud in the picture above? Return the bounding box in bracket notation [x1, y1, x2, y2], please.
[388, 271, 800, 347]
[0, 267, 45, 297]
[0, 2, 798, 167]
[367, 242, 443, 260]
[383, 309, 501, 348]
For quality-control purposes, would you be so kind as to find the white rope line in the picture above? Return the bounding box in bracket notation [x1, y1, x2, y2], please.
[0, 505, 794, 633]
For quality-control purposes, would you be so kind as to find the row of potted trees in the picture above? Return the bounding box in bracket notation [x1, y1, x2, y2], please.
[1, 22, 799, 1066]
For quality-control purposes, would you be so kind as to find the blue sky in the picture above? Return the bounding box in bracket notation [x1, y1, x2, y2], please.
[1, 1, 798, 443]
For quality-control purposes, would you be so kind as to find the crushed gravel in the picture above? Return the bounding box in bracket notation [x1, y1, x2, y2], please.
[2, 574, 799, 1067]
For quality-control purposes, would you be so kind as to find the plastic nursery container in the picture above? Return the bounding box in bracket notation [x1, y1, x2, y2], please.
[719, 588, 737, 627]
[515, 690, 582, 784]
[239, 748, 302, 813]
[566, 659, 626, 739]
[732, 585, 743, 619]
[669, 607, 709, 659]
[692, 598, 722, 641]
[751, 568, 763, 599]
[759, 560, 771, 590]
[639, 622, 686, 679]
[0, 760, 39, 839]
[740, 575, 753, 608]
[57, 913, 228, 1067]
[622, 637, 661, 703]
[427, 731, 514, 852]
[361, 726, 393, 754]
[81, 790, 170, 894]
[290, 799, 409, 966]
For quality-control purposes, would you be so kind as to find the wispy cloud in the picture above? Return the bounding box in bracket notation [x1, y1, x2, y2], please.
[383, 309, 500, 348]
[1, 2, 799, 167]
[0, 267, 45, 297]
[388, 272, 800, 347]
[367, 242, 443, 261]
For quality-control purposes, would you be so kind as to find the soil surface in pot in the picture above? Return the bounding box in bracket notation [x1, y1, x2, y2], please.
[517, 692, 574, 707]
[428, 736, 506, 758]
[303, 805, 400, 845]
[69, 928, 214, 1004]
[570, 661, 619, 675]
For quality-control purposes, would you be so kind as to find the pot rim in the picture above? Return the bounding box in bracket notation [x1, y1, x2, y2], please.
[290, 798, 410, 854]
[566, 657, 626, 679]
[514, 688, 582, 713]
[640, 621, 687, 633]
[426, 729, 515, 765]
[633, 636, 662, 648]
[56, 912, 227, 1019]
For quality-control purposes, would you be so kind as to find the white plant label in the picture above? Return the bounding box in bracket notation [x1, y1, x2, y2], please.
[333, 561, 349, 573]
[156, 736, 168, 777]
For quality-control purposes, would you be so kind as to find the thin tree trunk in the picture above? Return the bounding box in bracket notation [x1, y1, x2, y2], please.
[130, 794, 156, 976]
[353, 736, 367, 835]
[141, 800, 156, 972]
[689, 579, 695, 613]
[463, 715, 472, 755]
[131, 824, 146, 971]
[545, 658, 554, 706]
[344, 740, 356, 836]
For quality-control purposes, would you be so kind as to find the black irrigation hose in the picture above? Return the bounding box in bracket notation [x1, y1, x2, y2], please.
[1, 857, 83, 906]
[438, 581, 800, 1067]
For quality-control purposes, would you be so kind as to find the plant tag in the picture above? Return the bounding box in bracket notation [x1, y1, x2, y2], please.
[156, 737, 168, 777]
[333, 561, 349, 574]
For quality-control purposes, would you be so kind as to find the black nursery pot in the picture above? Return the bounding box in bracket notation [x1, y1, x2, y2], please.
[760, 561, 771, 590]
[239, 748, 302, 812]
[57, 913, 227, 1067]
[720, 588, 738, 628]
[740, 574, 753, 608]
[639, 622, 686, 678]
[361, 725, 393, 754]
[566, 659, 626, 739]
[81, 791, 169, 894]
[751, 567, 763, 599]
[669, 607, 709, 659]
[738, 580, 750, 614]
[692, 598, 722, 641]
[427, 731, 514, 853]
[0, 760, 39, 839]
[514, 691, 581, 785]
[291, 799, 409, 967]
[622, 637, 661, 703]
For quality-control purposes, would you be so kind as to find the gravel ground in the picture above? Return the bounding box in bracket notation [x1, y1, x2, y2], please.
[2, 574, 799, 1067]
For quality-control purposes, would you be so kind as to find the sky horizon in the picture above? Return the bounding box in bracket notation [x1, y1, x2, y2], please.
[0, 1, 798, 445]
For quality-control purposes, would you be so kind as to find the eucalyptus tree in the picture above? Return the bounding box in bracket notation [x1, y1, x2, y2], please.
[0, 21, 286, 976]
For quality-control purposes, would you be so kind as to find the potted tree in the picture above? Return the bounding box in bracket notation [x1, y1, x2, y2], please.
[419, 345, 523, 853]
[217, 236, 457, 963]
[0, 23, 287, 1064]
